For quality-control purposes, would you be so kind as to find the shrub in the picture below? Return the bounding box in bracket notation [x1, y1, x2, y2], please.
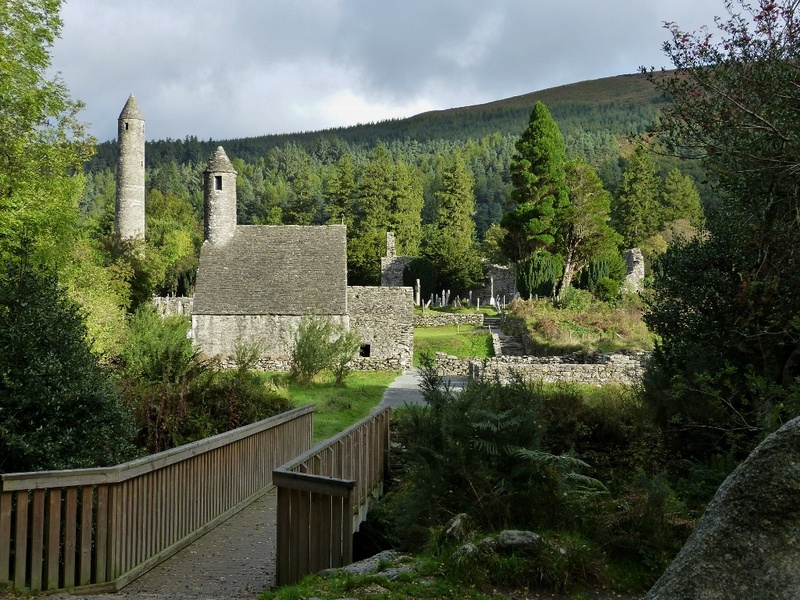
[0, 257, 135, 473]
[581, 252, 627, 298]
[118, 306, 291, 452]
[290, 314, 361, 385]
[384, 357, 603, 548]
[517, 251, 563, 299]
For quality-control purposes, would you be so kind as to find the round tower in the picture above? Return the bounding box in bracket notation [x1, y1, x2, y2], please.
[115, 94, 146, 241]
[204, 146, 238, 245]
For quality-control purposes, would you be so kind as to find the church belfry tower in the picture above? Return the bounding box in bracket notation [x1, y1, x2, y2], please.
[204, 146, 238, 246]
[115, 94, 145, 241]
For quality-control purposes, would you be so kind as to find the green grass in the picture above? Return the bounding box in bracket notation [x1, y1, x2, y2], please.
[266, 371, 399, 442]
[413, 325, 494, 366]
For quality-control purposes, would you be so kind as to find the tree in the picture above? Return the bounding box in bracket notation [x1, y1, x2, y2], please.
[424, 156, 484, 292]
[326, 153, 357, 227]
[389, 161, 424, 256]
[644, 0, 800, 454]
[500, 102, 569, 262]
[0, 254, 135, 472]
[0, 0, 94, 269]
[348, 146, 394, 285]
[612, 145, 660, 248]
[556, 158, 621, 297]
[660, 167, 704, 227]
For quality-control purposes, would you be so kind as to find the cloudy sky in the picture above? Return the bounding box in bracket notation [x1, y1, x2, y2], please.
[50, 0, 723, 143]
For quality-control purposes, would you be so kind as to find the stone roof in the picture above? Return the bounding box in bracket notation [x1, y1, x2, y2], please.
[205, 146, 236, 174]
[193, 225, 348, 316]
[119, 94, 143, 120]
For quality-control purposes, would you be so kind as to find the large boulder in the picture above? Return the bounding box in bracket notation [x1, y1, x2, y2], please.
[647, 417, 800, 599]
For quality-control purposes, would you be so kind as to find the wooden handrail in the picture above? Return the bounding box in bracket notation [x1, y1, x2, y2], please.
[273, 406, 391, 586]
[0, 404, 315, 593]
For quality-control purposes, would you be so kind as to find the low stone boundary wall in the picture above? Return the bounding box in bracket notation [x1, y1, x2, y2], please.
[434, 352, 473, 377]
[413, 313, 484, 327]
[435, 351, 649, 386]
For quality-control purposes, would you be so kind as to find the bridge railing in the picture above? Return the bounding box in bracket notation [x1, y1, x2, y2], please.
[0, 404, 314, 594]
[273, 406, 391, 586]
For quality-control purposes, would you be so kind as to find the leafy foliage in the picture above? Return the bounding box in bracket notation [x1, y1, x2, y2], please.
[0, 255, 135, 473]
[118, 305, 291, 453]
[290, 314, 361, 386]
[517, 251, 564, 299]
[644, 0, 800, 457]
[0, 0, 94, 269]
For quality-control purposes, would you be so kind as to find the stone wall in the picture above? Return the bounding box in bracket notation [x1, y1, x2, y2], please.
[471, 352, 648, 386]
[153, 296, 194, 317]
[434, 351, 649, 386]
[348, 286, 414, 370]
[191, 313, 349, 359]
[413, 313, 484, 327]
[381, 256, 414, 287]
[477, 264, 517, 305]
[621, 248, 645, 294]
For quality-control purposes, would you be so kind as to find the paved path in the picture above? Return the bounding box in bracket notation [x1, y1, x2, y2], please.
[55, 369, 457, 600]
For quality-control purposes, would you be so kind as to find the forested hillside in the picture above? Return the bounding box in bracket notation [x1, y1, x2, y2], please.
[81, 71, 707, 298]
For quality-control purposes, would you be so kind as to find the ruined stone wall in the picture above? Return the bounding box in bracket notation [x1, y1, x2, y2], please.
[380, 256, 414, 287]
[153, 296, 193, 317]
[413, 313, 484, 327]
[434, 352, 649, 386]
[348, 286, 413, 370]
[477, 264, 517, 305]
[192, 314, 349, 359]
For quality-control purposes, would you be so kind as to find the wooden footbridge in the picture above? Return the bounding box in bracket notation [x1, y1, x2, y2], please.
[0, 403, 392, 595]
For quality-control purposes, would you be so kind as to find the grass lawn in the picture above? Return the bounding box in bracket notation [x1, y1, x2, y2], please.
[266, 370, 399, 442]
[413, 325, 494, 366]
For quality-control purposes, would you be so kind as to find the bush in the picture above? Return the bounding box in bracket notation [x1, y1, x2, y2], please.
[383, 357, 603, 548]
[290, 314, 361, 385]
[118, 306, 291, 452]
[581, 252, 627, 298]
[517, 251, 563, 299]
[0, 257, 136, 473]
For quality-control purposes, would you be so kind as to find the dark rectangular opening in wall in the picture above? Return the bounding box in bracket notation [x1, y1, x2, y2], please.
[125, 122, 129, 130]
[214, 175, 222, 190]
[359, 344, 371, 358]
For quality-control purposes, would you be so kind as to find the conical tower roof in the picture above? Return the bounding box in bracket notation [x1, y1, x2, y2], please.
[119, 94, 143, 120]
[204, 146, 237, 173]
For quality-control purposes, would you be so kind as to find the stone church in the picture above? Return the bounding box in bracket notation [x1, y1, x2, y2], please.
[116, 97, 413, 370]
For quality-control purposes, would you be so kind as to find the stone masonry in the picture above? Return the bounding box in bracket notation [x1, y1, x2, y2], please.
[380, 232, 414, 287]
[115, 95, 145, 241]
[348, 286, 414, 370]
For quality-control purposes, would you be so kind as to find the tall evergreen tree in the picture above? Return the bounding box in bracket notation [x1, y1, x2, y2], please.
[425, 156, 484, 292]
[660, 167, 704, 227]
[612, 145, 660, 248]
[326, 153, 357, 226]
[390, 161, 424, 256]
[348, 146, 394, 285]
[501, 102, 569, 262]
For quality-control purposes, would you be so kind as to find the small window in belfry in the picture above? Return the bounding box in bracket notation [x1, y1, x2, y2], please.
[125, 122, 129, 130]
[214, 175, 222, 190]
